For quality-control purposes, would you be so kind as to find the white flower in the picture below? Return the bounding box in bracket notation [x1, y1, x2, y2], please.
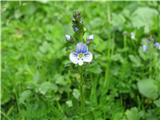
[87, 35, 94, 44]
[65, 34, 71, 41]
[131, 32, 135, 40]
[69, 43, 93, 66]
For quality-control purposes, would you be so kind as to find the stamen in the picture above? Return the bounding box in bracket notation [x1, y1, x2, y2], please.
[78, 53, 84, 58]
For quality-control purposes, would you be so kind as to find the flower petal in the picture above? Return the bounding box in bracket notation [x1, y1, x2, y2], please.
[83, 52, 93, 62]
[87, 35, 94, 40]
[76, 43, 88, 53]
[78, 59, 83, 66]
[69, 52, 78, 64]
[87, 35, 94, 44]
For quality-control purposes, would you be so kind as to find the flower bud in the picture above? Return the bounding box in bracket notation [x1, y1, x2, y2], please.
[73, 26, 79, 32]
[87, 35, 94, 44]
[65, 34, 71, 41]
[154, 42, 160, 49]
[142, 45, 148, 52]
[130, 32, 135, 40]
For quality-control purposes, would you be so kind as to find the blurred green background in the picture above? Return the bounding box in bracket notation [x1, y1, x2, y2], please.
[1, 1, 160, 120]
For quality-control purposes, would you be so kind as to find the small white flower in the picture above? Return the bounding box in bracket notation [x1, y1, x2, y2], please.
[69, 43, 93, 66]
[130, 32, 135, 40]
[87, 35, 94, 44]
[65, 34, 71, 41]
[88, 35, 94, 40]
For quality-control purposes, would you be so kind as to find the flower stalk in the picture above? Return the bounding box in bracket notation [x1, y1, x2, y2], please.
[79, 66, 85, 116]
[66, 11, 94, 118]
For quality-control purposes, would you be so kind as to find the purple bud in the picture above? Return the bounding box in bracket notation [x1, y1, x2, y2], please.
[142, 45, 148, 52]
[73, 27, 79, 32]
[154, 42, 160, 49]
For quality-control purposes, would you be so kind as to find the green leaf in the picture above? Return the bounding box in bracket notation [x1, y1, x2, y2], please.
[137, 79, 158, 99]
[39, 41, 50, 54]
[125, 107, 140, 120]
[54, 74, 67, 86]
[131, 7, 158, 33]
[86, 63, 102, 74]
[94, 36, 106, 52]
[112, 13, 125, 30]
[154, 99, 160, 107]
[19, 90, 32, 104]
[72, 89, 80, 100]
[129, 55, 141, 67]
[66, 100, 73, 107]
[111, 54, 124, 63]
[112, 112, 123, 120]
[1, 87, 12, 104]
[38, 82, 58, 95]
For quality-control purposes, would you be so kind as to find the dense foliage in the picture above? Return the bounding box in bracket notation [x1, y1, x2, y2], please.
[1, 1, 160, 120]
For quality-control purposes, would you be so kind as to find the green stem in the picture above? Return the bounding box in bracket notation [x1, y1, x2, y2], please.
[157, 2, 160, 39]
[56, 101, 64, 115]
[124, 35, 127, 49]
[13, 89, 20, 112]
[103, 2, 112, 120]
[104, 1, 111, 91]
[80, 66, 85, 118]
[1, 111, 11, 120]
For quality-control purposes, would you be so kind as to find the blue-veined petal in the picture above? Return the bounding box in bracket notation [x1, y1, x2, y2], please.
[76, 43, 88, 53]
[69, 52, 78, 64]
[83, 52, 93, 62]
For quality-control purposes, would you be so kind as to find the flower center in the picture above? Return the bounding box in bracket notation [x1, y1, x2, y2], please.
[78, 53, 84, 58]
